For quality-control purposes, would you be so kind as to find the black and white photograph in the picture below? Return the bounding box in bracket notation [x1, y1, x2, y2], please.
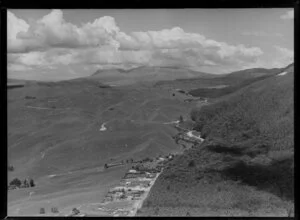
[6, 8, 294, 216]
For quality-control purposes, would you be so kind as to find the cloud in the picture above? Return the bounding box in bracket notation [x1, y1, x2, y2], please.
[280, 10, 294, 20]
[242, 31, 283, 37]
[272, 46, 293, 67]
[8, 9, 265, 76]
[8, 9, 121, 53]
[7, 11, 30, 53]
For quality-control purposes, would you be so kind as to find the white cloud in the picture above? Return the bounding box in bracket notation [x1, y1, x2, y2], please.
[8, 9, 266, 76]
[280, 10, 294, 20]
[272, 46, 294, 68]
[7, 11, 30, 53]
[8, 9, 121, 53]
[241, 46, 293, 70]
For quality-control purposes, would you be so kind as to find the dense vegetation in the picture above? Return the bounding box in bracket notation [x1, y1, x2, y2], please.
[139, 64, 294, 216]
[191, 65, 294, 153]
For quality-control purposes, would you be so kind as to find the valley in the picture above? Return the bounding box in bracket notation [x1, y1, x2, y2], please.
[7, 64, 294, 216]
[7, 74, 204, 216]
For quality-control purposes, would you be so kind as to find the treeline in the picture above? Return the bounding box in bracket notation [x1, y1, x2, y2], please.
[8, 178, 35, 190]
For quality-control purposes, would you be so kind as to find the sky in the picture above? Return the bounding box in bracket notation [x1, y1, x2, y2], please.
[7, 9, 294, 81]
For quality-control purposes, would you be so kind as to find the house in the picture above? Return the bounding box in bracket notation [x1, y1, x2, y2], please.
[128, 169, 138, 173]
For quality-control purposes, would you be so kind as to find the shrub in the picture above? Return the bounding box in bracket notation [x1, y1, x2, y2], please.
[22, 179, 30, 188]
[39, 208, 45, 214]
[179, 115, 184, 122]
[9, 178, 22, 187]
[51, 207, 59, 213]
[29, 179, 35, 187]
[8, 165, 14, 171]
[188, 160, 195, 167]
[72, 208, 80, 215]
[154, 207, 160, 215]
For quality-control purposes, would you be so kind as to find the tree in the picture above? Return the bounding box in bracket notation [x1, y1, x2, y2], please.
[9, 178, 22, 188]
[179, 115, 184, 123]
[40, 208, 45, 214]
[23, 179, 29, 188]
[29, 179, 35, 187]
[72, 208, 80, 215]
[8, 165, 14, 172]
[51, 207, 59, 213]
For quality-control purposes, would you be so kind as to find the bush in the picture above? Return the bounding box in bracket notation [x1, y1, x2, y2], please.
[154, 207, 160, 215]
[8, 165, 14, 172]
[72, 208, 80, 215]
[40, 208, 45, 214]
[29, 179, 35, 187]
[9, 178, 22, 188]
[188, 160, 195, 167]
[22, 179, 30, 188]
[51, 207, 59, 213]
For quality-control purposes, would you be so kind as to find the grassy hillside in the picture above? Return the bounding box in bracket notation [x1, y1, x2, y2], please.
[187, 67, 283, 98]
[139, 64, 294, 216]
[154, 66, 281, 93]
[7, 77, 195, 215]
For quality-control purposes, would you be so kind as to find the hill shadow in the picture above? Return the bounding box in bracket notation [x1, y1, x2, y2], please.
[220, 157, 294, 201]
[207, 144, 244, 156]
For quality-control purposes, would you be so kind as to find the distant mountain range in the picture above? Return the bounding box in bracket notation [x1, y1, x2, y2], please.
[8, 63, 294, 87]
[90, 66, 215, 85]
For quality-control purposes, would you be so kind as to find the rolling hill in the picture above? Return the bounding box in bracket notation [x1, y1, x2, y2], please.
[7, 74, 195, 215]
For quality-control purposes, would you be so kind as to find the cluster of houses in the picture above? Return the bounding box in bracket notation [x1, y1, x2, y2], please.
[97, 155, 175, 216]
[173, 125, 204, 144]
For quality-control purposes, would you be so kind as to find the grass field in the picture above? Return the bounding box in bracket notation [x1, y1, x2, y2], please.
[7, 76, 194, 216]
